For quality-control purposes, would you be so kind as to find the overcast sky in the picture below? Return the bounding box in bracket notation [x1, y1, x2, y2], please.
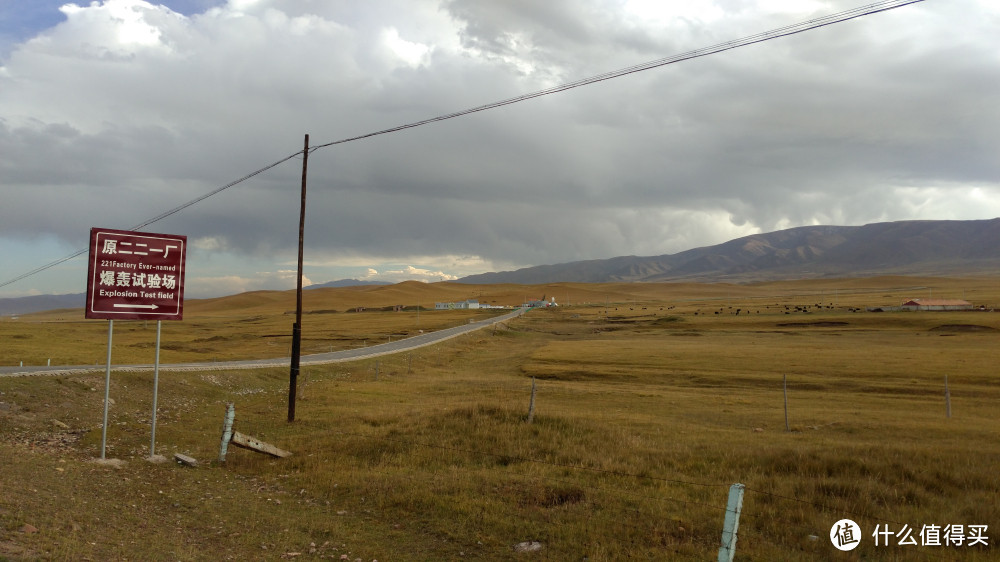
[1, 0, 998, 298]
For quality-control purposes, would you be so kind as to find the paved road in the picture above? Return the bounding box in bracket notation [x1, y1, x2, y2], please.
[0, 308, 526, 377]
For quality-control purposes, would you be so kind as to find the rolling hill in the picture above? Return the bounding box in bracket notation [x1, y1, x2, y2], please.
[6, 219, 999, 315]
[458, 219, 1000, 284]
[0, 293, 84, 317]
[306, 278, 391, 289]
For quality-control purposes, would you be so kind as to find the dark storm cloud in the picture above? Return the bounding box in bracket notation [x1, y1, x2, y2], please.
[1, 0, 998, 296]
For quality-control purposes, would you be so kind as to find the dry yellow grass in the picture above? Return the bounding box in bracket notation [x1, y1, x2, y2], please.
[2, 277, 999, 560]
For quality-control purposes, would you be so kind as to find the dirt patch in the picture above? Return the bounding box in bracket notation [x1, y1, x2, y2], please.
[193, 335, 230, 342]
[527, 370, 637, 383]
[929, 324, 999, 333]
[776, 322, 849, 328]
[90, 457, 126, 468]
[0, 540, 36, 559]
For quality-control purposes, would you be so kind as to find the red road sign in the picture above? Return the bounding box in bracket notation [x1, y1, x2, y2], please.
[86, 227, 187, 320]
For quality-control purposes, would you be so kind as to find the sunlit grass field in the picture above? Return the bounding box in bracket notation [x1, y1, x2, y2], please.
[1, 277, 998, 560]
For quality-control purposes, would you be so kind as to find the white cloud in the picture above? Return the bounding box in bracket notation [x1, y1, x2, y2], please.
[378, 266, 457, 283]
[191, 236, 229, 252]
[383, 27, 430, 67]
[623, 0, 725, 24]
[757, 0, 829, 14]
[343, 264, 459, 283]
[191, 270, 311, 297]
[60, 0, 164, 47]
[893, 185, 1000, 221]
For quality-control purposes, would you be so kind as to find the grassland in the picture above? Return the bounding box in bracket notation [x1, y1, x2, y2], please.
[1, 277, 999, 560]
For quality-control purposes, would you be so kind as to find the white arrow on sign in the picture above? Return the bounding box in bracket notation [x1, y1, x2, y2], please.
[112, 304, 159, 310]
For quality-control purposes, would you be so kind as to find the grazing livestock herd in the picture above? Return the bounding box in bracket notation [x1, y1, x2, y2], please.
[685, 303, 865, 316]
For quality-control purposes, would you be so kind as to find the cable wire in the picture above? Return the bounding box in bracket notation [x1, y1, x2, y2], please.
[0, 0, 924, 291]
[0, 151, 302, 290]
[308, 0, 924, 152]
[743, 486, 906, 526]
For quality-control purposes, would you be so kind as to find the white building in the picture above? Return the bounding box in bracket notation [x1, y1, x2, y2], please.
[435, 299, 480, 310]
[901, 299, 973, 311]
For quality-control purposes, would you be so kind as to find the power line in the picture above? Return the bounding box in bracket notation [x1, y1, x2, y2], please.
[0, 248, 91, 291]
[131, 152, 302, 232]
[307, 0, 924, 152]
[0, 0, 924, 291]
[0, 152, 302, 291]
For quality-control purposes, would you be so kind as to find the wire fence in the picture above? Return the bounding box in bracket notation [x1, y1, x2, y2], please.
[332, 426, 977, 559]
[25, 312, 989, 558]
[278, 417, 972, 559]
[216, 339, 994, 560]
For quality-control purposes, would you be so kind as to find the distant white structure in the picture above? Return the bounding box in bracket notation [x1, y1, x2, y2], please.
[526, 297, 557, 308]
[435, 299, 480, 310]
[901, 299, 973, 311]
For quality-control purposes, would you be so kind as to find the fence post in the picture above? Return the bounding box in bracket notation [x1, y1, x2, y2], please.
[718, 483, 745, 562]
[218, 403, 235, 463]
[527, 377, 537, 424]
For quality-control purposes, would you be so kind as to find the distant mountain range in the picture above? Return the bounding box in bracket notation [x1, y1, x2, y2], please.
[0, 293, 84, 316]
[306, 279, 392, 289]
[0, 279, 388, 316]
[5, 220, 999, 315]
[458, 219, 1000, 284]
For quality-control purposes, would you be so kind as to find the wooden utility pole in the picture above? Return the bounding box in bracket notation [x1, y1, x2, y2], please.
[288, 134, 309, 422]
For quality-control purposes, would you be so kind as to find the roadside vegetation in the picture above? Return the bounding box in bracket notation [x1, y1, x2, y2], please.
[2, 277, 998, 560]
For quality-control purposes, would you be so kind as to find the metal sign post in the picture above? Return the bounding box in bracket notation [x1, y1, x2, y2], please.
[86, 227, 186, 459]
[100, 319, 114, 459]
[150, 320, 162, 456]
